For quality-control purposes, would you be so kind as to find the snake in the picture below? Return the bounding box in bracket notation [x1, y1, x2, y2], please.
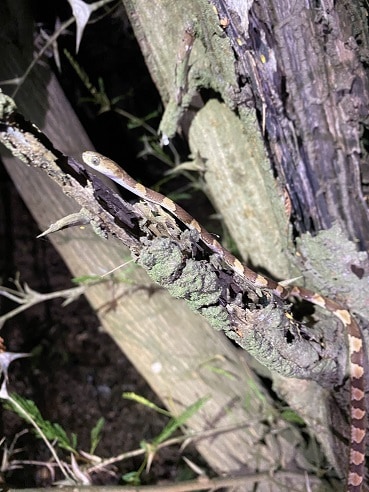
[82, 150, 366, 491]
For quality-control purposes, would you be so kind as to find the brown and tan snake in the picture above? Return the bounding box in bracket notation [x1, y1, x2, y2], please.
[82, 150, 366, 491]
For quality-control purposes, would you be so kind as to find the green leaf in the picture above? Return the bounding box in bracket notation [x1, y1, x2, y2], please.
[71, 275, 101, 284]
[281, 409, 305, 425]
[202, 364, 236, 379]
[90, 417, 105, 454]
[122, 392, 172, 417]
[4, 394, 77, 453]
[122, 471, 141, 485]
[153, 397, 209, 445]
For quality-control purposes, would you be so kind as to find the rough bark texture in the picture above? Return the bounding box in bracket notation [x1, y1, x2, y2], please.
[212, 0, 369, 248]
[0, 0, 368, 490]
[0, 1, 329, 490]
[124, 0, 294, 278]
[123, 0, 369, 486]
[0, 91, 333, 489]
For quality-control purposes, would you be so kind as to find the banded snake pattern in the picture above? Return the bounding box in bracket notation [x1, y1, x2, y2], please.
[82, 150, 366, 491]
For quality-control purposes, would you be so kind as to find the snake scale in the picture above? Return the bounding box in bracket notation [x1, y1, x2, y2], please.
[82, 150, 366, 491]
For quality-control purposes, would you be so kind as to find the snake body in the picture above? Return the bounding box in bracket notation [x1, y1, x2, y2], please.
[82, 150, 366, 491]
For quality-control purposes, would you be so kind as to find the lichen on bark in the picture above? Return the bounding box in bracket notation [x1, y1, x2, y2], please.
[137, 236, 230, 330]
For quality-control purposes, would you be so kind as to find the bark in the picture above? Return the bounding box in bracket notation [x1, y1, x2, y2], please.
[0, 0, 368, 490]
[211, 0, 369, 248]
[123, 0, 369, 481]
[0, 2, 322, 490]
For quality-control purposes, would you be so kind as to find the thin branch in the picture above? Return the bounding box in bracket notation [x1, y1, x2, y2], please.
[10, 0, 116, 97]
[6, 395, 73, 482]
[87, 421, 254, 473]
[0, 283, 87, 327]
[5, 470, 321, 492]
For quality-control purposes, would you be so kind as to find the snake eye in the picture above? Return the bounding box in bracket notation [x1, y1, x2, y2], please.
[91, 157, 100, 166]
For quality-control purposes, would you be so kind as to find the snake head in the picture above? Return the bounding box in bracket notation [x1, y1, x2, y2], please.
[82, 151, 102, 170]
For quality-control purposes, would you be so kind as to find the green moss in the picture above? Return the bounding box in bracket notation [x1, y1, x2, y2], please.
[138, 237, 230, 331]
[199, 305, 230, 330]
[0, 90, 17, 120]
